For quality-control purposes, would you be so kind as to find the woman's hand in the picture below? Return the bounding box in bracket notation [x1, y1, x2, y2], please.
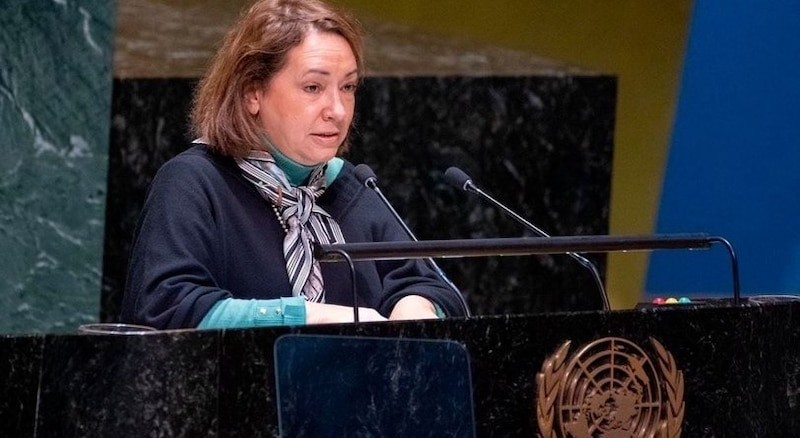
[389, 295, 439, 321]
[305, 302, 387, 324]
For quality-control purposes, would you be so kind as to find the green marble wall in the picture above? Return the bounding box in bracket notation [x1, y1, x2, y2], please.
[0, 1, 115, 334]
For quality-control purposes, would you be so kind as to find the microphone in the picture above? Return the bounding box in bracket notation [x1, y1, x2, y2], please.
[444, 166, 610, 311]
[354, 164, 471, 316]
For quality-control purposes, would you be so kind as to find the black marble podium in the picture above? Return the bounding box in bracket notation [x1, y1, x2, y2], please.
[3, 301, 799, 437]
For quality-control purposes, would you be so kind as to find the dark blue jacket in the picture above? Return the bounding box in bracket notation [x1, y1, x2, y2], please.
[122, 145, 466, 329]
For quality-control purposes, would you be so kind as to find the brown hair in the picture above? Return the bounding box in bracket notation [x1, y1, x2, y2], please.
[191, 0, 364, 158]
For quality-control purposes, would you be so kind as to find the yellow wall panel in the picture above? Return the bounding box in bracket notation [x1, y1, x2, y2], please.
[335, 0, 694, 308]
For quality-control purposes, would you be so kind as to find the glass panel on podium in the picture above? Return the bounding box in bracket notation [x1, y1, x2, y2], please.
[274, 334, 475, 437]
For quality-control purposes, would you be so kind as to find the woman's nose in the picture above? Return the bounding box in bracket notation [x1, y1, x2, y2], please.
[322, 90, 347, 121]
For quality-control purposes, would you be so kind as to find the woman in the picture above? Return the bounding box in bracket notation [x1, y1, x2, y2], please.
[121, 0, 467, 329]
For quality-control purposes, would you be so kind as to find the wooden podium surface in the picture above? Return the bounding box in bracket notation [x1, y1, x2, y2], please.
[2, 300, 799, 437]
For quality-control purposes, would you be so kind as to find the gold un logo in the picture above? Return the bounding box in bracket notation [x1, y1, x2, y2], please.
[536, 337, 685, 438]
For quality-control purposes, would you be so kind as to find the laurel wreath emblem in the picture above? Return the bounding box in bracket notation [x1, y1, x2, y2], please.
[536, 337, 685, 438]
[651, 337, 685, 438]
[536, 341, 571, 438]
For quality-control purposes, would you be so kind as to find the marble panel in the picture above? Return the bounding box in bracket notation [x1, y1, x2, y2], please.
[216, 327, 282, 438]
[101, 78, 197, 322]
[36, 330, 220, 437]
[215, 301, 800, 435]
[0, 335, 43, 438]
[0, 1, 115, 334]
[1, 301, 799, 436]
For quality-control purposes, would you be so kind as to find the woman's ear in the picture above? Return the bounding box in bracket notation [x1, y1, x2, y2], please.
[245, 86, 262, 116]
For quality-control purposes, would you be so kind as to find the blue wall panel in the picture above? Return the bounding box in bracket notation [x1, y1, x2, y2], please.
[648, 0, 800, 296]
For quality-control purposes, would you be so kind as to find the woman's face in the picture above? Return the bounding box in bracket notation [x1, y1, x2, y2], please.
[246, 30, 358, 166]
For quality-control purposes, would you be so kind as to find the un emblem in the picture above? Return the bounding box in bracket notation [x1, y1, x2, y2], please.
[536, 337, 685, 438]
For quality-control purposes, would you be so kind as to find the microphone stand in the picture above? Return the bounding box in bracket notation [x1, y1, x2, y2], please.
[463, 179, 610, 311]
[323, 247, 360, 324]
[445, 166, 610, 311]
[356, 165, 472, 317]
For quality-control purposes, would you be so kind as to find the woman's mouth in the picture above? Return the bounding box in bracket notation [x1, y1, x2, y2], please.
[312, 132, 340, 144]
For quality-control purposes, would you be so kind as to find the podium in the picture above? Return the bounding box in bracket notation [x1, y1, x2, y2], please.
[2, 300, 800, 437]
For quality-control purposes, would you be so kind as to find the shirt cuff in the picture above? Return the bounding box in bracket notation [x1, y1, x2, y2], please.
[280, 296, 307, 326]
[433, 302, 446, 319]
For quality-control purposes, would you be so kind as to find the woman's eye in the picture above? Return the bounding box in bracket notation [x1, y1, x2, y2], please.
[342, 83, 358, 93]
[304, 84, 321, 93]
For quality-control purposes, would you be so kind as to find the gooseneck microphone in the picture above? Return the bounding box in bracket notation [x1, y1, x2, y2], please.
[444, 166, 610, 311]
[354, 164, 471, 317]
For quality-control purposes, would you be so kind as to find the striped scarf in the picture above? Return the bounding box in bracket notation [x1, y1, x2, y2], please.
[237, 150, 345, 302]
